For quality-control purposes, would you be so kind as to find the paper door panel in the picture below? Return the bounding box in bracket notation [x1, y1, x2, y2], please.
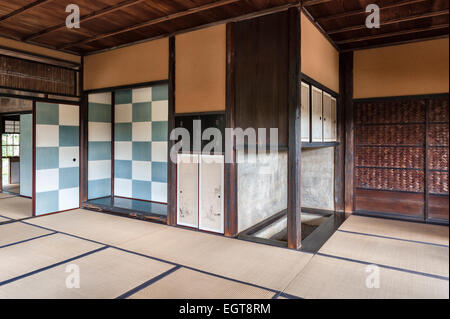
[199, 155, 224, 233]
[177, 154, 199, 228]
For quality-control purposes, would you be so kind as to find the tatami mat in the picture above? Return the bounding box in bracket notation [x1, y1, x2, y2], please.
[0, 193, 15, 199]
[129, 267, 276, 299]
[283, 255, 449, 299]
[319, 231, 449, 278]
[0, 216, 10, 223]
[0, 196, 32, 220]
[0, 233, 102, 283]
[341, 215, 449, 246]
[27, 209, 166, 246]
[0, 247, 174, 299]
[119, 226, 313, 291]
[27, 209, 313, 291]
[0, 222, 52, 248]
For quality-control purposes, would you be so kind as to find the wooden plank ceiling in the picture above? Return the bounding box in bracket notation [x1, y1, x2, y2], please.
[0, 0, 448, 55]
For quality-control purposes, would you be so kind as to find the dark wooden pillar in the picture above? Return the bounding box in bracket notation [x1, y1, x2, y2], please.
[79, 56, 89, 204]
[167, 36, 177, 226]
[287, 6, 302, 250]
[110, 92, 115, 198]
[340, 51, 354, 214]
[0, 114, 3, 192]
[32, 101, 36, 216]
[224, 22, 238, 237]
[334, 56, 347, 212]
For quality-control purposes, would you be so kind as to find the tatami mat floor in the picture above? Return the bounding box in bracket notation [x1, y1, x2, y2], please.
[0, 196, 32, 220]
[0, 208, 448, 299]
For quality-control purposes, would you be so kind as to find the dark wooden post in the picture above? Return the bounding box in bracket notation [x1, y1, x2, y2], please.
[0, 114, 3, 192]
[340, 51, 354, 214]
[224, 22, 238, 237]
[79, 56, 89, 204]
[287, 6, 302, 250]
[334, 55, 347, 213]
[167, 36, 177, 226]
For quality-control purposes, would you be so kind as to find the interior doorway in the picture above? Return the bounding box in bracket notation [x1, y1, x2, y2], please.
[0, 97, 33, 222]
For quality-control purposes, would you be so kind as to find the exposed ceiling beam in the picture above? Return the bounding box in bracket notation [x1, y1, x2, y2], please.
[302, 0, 332, 7]
[336, 24, 449, 44]
[85, 2, 303, 56]
[23, 0, 147, 41]
[341, 34, 449, 52]
[60, 0, 240, 49]
[328, 9, 449, 35]
[0, 0, 53, 23]
[317, 0, 428, 22]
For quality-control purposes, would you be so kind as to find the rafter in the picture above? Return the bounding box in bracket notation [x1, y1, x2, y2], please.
[59, 0, 240, 50]
[335, 24, 449, 44]
[328, 9, 449, 35]
[317, 0, 428, 22]
[302, 0, 332, 7]
[0, 0, 53, 23]
[23, 0, 147, 41]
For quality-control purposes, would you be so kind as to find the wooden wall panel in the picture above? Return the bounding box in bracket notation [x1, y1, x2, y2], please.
[234, 11, 289, 147]
[427, 96, 449, 222]
[354, 95, 449, 223]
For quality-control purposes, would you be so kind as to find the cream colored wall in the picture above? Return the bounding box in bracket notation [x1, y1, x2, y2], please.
[354, 38, 449, 98]
[175, 24, 226, 113]
[83, 38, 169, 91]
[301, 12, 339, 93]
[0, 36, 80, 63]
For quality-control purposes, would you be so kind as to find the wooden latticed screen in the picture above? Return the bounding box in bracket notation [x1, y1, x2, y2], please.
[354, 95, 449, 223]
[427, 96, 449, 222]
[0, 55, 77, 96]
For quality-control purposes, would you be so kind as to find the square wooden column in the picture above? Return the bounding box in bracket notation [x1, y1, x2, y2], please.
[287, 6, 302, 250]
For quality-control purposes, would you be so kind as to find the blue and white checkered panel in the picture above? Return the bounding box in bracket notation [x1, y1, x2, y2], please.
[35, 103, 80, 216]
[114, 84, 168, 203]
[88, 92, 112, 200]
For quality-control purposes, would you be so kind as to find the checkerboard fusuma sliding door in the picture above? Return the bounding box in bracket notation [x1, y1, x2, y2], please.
[114, 84, 168, 203]
[34, 102, 80, 216]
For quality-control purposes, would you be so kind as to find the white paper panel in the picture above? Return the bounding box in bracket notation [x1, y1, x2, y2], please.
[301, 82, 310, 142]
[199, 155, 224, 234]
[311, 86, 323, 142]
[177, 154, 199, 228]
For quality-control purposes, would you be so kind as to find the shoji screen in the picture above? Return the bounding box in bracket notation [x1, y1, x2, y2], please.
[301, 82, 310, 142]
[311, 86, 323, 142]
[35, 102, 79, 215]
[88, 92, 112, 200]
[114, 84, 168, 203]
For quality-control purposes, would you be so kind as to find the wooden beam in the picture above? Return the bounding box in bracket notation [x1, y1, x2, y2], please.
[303, 0, 332, 7]
[60, 0, 240, 50]
[166, 36, 177, 226]
[341, 52, 354, 214]
[224, 22, 237, 237]
[336, 24, 450, 44]
[23, 0, 147, 41]
[0, 0, 52, 23]
[317, 0, 428, 22]
[328, 9, 449, 35]
[342, 34, 449, 52]
[287, 6, 302, 250]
